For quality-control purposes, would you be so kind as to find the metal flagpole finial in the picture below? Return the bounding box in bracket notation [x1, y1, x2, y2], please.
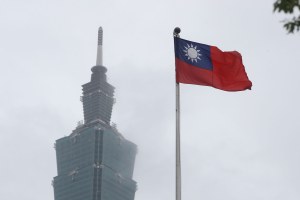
[173, 27, 181, 37]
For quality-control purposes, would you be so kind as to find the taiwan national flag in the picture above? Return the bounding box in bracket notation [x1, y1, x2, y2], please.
[174, 37, 252, 91]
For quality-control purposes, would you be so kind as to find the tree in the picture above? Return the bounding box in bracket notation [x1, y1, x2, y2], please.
[274, 0, 300, 33]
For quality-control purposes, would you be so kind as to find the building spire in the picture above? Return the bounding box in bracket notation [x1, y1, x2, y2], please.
[81, 26, 115, 125]
[96, 27, 103, 66]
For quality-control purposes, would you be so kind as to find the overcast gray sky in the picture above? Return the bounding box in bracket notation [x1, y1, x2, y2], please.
[1, 0, 300, 199]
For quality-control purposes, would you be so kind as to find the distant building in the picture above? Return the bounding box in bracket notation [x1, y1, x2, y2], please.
[53, 27, 137, 200]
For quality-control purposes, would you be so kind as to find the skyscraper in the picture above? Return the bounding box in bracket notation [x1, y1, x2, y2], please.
[53, 27, 137, 200]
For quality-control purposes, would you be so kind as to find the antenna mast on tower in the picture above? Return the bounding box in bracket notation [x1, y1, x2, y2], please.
[96, 27, 103, 66]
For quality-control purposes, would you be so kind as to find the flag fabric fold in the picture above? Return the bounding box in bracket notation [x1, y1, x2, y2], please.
[174, 37, 252, 91]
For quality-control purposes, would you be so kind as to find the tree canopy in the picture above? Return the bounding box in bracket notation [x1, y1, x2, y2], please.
[274, 0, 300, 33]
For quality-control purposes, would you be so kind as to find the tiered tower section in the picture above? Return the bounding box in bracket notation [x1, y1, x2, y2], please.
[81, 66, 114, 124]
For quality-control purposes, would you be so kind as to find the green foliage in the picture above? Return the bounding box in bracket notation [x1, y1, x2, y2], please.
[274, 0, 300, 33]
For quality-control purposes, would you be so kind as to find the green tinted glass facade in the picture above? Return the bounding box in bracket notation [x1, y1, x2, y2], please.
[54, 124, 137, 200]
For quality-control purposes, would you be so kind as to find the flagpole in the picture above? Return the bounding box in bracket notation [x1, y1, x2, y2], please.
[176, 82, 181, 200]
[174, 27, 181, 200]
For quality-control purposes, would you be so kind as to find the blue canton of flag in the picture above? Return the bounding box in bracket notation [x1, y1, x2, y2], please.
[174, 37, 213, 71]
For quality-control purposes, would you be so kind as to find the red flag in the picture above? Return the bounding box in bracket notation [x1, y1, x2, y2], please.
[174, 37, 252, 91]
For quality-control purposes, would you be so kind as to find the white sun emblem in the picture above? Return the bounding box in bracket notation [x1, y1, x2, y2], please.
[183, 43, 202, 63]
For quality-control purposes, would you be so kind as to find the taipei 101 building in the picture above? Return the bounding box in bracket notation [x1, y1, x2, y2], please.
[53, 27, 137, 200]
